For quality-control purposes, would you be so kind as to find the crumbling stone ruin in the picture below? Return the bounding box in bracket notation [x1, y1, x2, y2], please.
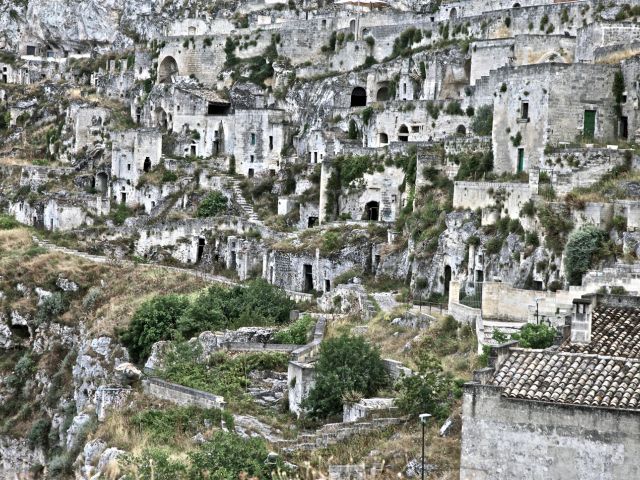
[4, 0, 640, 478]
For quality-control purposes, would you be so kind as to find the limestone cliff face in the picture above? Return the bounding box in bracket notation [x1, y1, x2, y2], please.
[0, 0, 163, 51]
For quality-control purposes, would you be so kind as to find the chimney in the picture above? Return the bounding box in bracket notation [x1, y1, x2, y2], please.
[571, 296, 595, 344]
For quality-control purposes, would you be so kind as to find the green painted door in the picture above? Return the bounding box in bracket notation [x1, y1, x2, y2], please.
[517, 148, 525, 173]
[584, 110, 596, 138]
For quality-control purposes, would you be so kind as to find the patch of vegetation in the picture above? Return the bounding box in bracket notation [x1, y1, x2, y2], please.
[132, 406, 234, 444]
[470, 105, 493, 136]
[271, 314, 314, 344]
[120, 279, 294, 362]
[452, 151, 494, 181]
[512, 323, 556, 349]
[196, 191, 228, 217]
[538, 206, 574, 254]
[564, 225, 607, 286]
[159, 342, 288, 399]
[302, 334, 389, 419]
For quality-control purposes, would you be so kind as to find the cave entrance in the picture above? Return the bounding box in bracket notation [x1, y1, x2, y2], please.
[444, 265, 452, 296]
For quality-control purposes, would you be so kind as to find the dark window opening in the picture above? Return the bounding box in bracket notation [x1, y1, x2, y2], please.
[269, 136, 273, 150]
[379, 133, 388, 144]
[376, 86, 390, 101]
[121, 192, 127, 203]
[456, 125, 466, 136]
[476, 270, 484, 283]
[350, 87, 367, 107]
[521, 102, 529, 120]
[197, 238, 205, 262]
[208, 103, 230, 115]
[308, 216, 318, 228]
[325, 279, 331, 292]
[26, 45, 36, 55]
[143, 157, 151, 172]
[190, 144, 197, 156]
[248, 168, 254, 178]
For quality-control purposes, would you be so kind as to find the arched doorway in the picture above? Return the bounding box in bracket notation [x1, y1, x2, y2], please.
[398, 124, 409, 142]
[158, 56, 178, 83]
[143, 157, 151, 172]
[155, 107, 168, 130]
[349, 19, 356, 34]
[364, 201, 380, 221]
[350, 87, 367, 107]
[379, 132, 388, 144]
[456, 125, 466, 136]
[449, 8, 457, 20]
[376, 86, 390, 101]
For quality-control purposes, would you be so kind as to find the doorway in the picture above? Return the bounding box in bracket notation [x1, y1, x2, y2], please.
[303, 264, 314, 292]
[584, 110, 596, 138]
[517, 148, 525, 173]
[197, 238, 205, 262]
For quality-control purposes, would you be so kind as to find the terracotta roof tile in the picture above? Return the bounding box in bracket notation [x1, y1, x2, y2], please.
[492, 349, 640, 411]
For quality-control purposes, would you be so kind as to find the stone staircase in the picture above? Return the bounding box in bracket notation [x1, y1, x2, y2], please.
[220, 175, 259, 222]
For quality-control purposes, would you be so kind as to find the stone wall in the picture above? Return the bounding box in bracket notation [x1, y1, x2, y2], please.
[460, 383, 640, 479]
[142, 377, 226, 410]
[453, 181, 533, 219]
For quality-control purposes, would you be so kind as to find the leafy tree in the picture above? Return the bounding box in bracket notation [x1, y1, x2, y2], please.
[396, 352, 457, 420]
[303, 334, 388, 419]
[120, 294, 189, 362]
[196, 191, 227, 218]
[512, 323, 556, 349]
[564, 225, 606, 286]
[470, 105, 493, 136]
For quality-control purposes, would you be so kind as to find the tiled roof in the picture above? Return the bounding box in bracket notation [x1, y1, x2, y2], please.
[493, 349, 640, 410]
[562, 305, 640, 358]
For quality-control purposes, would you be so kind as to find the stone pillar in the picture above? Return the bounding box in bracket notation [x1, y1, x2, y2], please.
[318, 160, 332, 225]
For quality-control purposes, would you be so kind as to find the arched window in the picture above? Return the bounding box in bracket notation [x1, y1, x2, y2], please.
[364, 201, 380, 221]
[350, 87, 367, 107]
[379, 133, 388, 144]
[449, 8, 457, 20]
[349, 19, 356, 33]
[143, 157, 152, 172]
[456, 125, 467, 136]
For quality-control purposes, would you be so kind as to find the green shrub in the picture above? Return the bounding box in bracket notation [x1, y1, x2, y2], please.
[189, 431, 273, 479]
[35, 292, 67, 325]
[470, 105, 493, 136]
[28, 419, 51, 448]
[512, 323, 556, 349]
[564, 225, 606, 286]
[348, 119, 358, 139]
[0, 214, 19, 230]
[196, 191, 227, 217]
[162, 170, 178, 183]
[396, 351, 457, 420]
[538, 206, 573, 254]
[453, 151, 493, 181]
[120, 294, 189, 362]
[444, 101, 463, 115]
[132, 407, 233, 444]
[302, 334, 388, 419]
[272, 314, 314, 344]
[485, 236, 503, 255]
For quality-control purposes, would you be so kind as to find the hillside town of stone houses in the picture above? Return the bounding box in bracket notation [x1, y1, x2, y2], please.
[4, 0, 640, 478]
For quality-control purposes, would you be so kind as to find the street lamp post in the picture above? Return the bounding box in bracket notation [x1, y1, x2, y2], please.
[419, 413, 432, 480]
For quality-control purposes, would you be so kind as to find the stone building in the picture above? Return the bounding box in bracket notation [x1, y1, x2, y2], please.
[460, 293, 640, 479]
[111, 129, 163, 206]
[489, 63, 619, 174]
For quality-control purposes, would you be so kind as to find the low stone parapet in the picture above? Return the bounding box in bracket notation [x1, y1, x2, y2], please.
[142, 377, 226, 410]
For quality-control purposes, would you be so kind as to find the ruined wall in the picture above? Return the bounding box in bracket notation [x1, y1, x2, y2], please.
[576, 22, 640, 63]
[157, 37, 226, 85]
[453, 181, 533, 219]
[460, 383, 640, 480]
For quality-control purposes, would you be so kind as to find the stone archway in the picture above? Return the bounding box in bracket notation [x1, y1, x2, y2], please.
[158, 56, 178, 83]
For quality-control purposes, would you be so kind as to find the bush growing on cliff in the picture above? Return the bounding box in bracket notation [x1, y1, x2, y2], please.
[470, 105, 493, 136]
[196, 191, 228, 217]
[564, 225, 607, 286]
[302, 334, 388, 419]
